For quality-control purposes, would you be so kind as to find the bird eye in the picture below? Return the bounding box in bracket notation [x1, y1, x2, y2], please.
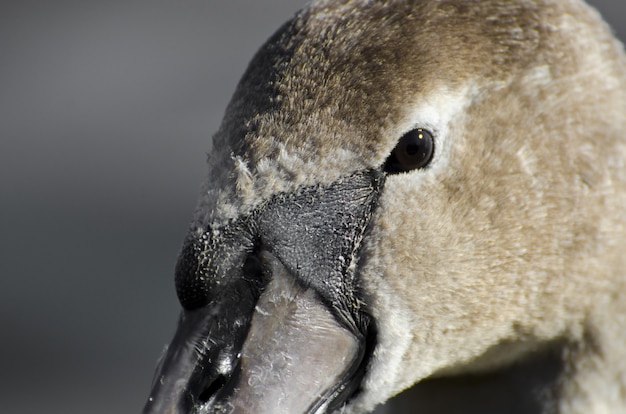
[383, 128, 434, 174]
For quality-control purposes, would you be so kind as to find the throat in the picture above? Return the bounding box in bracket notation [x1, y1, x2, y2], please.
[377, 347, 564, 414]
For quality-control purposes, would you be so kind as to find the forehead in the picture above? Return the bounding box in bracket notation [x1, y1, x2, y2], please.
[217, 0, 541, 163]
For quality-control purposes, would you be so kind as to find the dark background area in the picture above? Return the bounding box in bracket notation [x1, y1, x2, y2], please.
[1, 1, 624, 413]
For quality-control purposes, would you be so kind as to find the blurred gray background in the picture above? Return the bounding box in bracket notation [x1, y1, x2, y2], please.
[1, 1, 624, 413]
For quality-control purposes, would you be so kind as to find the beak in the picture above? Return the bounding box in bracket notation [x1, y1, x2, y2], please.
[143, 170, 384, 414]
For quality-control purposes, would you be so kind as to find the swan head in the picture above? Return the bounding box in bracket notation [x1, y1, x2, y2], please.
[144, 1, 626, 413]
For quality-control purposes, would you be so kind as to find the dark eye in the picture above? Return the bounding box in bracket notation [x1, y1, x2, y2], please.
[383, 128, 434, 174]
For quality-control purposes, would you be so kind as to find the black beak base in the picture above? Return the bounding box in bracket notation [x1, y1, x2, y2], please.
[143, 170, 385, 414]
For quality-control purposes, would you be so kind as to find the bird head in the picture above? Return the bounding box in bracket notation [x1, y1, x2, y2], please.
[144, 1, 626, 413]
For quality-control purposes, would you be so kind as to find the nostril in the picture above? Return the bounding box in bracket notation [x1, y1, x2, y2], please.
[241, 243, 267, 289]
[198, 374, 228, 404]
